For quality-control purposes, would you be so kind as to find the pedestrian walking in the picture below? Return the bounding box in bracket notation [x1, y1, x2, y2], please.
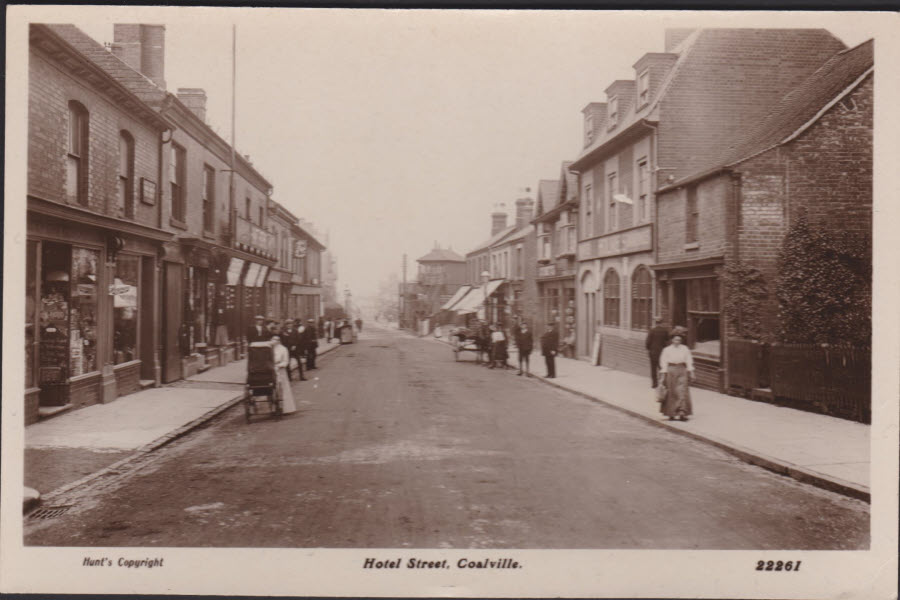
[247, 315, 270, 343]
[489, 324, 508, 369]
[658, 332, 694, 421]
[324, 318, 334, 342]
[355, 317, 363, 332]
[477, 320, 491, 365]
[283, 320, 306, 381]
[304, 318, 319, 370]
[540, 324, 559, 378]
[270, 335, 298, 414]
[645, 317, 670, 389]
[514, 322, 533, 376]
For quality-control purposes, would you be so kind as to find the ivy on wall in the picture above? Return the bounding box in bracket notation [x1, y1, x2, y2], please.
[776, 213, 871, 346]
[723, 261, 769, 341]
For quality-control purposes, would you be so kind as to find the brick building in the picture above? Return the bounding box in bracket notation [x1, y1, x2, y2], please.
[26, 24, 173, 423]
[654, 39, 873, 391]
[290, 218, 325, 321]
[533, 166, 579, 351]
[568, 28, 847, 380]
[415, 245, 466, 322]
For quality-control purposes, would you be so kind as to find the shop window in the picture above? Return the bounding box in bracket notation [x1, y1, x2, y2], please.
[603, 269, 620, 327]
[170, 143, 186, 222]
[67, 101, 89, 205]
[631, 266, 653, 330]
[118, 131, 135, 219]
[113, 254, 140, 364]
[26, 240, 37, 388]
[192, 268, 208, 347]
[70, 247, 100, 376]
[40, 243, 72, 388]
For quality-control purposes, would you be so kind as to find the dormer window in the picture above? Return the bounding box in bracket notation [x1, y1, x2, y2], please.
[638, 69, 650, 107]
[608, 96, 618, 129]
[584, 113, 594, 145]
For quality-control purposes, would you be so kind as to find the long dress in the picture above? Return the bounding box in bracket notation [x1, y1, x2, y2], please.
[658, 343, 694, 418]
[273, 343, 298, 414]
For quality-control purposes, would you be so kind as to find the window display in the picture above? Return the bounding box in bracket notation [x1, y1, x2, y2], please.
[40, 242, 72, 385]
[26, 240, 37, 388]
[113, 254, 139, 364]
[70, 247, 100, 376]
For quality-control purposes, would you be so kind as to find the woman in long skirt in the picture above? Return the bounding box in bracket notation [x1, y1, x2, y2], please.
[658, 333, 694, 421]
[271, 335, 298, 414]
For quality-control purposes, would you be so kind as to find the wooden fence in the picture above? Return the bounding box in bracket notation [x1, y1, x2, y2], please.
[726, 340, 870, 424]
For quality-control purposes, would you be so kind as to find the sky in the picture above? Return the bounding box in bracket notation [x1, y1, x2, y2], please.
[55, 8, 876, 300]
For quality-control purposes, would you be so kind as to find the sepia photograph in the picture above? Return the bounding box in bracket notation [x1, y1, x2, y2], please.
[2, 5, 897, 599]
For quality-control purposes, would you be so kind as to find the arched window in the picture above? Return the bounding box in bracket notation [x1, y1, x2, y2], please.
[67, 101, 89, 205]
[631, 266, 653, 330]
[118, 131, 135, 219]
[603, 269, 620, 327]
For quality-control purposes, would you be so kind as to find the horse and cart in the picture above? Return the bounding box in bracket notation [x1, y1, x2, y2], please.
[449, 327, 488, 362]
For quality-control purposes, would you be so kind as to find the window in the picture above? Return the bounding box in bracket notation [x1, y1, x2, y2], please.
[170, 143, 186, 222]
[118, 131, 134, 219]
[259, 205, 264, 226]
[516, 247, 523, 278]
[638, 69, 650, 107]
[631, 266, 653, 330]
[583, 184, 593, 238]
[584, 113, 594, 145]
[637, 158, 649, 223]
[603, 269, 620, 327]
[113, 255, 140, 364]
[70, 247, 100, 375]
[607, 172, 618, 232]
[686, 185, 699, 244]
[608, 96, 618, 129]
[67, 101, 89, 205]
[202, 165, 215, 232]
[245, 196, 251, 220]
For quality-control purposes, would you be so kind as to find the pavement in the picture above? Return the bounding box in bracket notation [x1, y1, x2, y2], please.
[427, 330, 870, 502]
[24, 339, 341, 511]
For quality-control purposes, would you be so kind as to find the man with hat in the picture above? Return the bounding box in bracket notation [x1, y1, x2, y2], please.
[282, 319, 307, 381]
[645, 317, 670, 388]
[302, 318, 319, 370]
[247, 315, 269, 343]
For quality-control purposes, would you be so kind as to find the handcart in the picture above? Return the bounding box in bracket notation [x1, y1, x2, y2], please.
[339, 322, 356, 344]
[245, 341, 283, 423]
[451, 328, 485, 362]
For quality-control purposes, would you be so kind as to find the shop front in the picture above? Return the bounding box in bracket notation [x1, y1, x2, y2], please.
[652, 257, 724, 391]
[536, 265, 576, 357]
[26, 198, 169, 423]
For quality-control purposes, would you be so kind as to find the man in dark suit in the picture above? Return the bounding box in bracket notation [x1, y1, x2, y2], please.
[645, 317, 670, 388]
[282, 320, 307, 381]
[303, 318, 319, 370]
[540, 324, 559, 378]
[247, 315, 269, 343]
[514, 322, 534, 377]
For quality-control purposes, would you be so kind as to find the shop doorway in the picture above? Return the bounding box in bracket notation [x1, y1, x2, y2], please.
[162, 262, 183, 383]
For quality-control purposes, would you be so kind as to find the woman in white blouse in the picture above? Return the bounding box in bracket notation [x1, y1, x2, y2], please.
[271, 335, 298, 415]
[658, 333, 694, 421]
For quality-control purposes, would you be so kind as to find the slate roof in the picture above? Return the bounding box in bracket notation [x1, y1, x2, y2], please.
[417, 247, 465, 263]
[43, 24, 166, 106]
[665, 39, 873, 188]
[466, 224, 518, 256]
[535, 180, 560, 215]
[503, 224, 534, 244]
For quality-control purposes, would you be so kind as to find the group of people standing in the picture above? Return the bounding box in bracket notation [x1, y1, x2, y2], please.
[247, 315, 320, 382]
[646, 319, 695, 422]
[467, 320, 561, 379]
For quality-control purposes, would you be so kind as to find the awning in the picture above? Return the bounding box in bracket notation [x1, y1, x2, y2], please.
[441, 285, 471, 311]
[453, 279, 504, 315]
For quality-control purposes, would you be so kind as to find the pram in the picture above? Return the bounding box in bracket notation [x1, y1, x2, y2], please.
[245, 342, 283, 422]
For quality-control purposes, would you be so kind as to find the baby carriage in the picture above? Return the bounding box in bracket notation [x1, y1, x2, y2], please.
[245, 342, 283, 422]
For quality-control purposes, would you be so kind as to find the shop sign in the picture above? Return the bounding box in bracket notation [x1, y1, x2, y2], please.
[577, 224, 652, 260]
[141, 178, 157, 205]
[109, 284, 131, 296]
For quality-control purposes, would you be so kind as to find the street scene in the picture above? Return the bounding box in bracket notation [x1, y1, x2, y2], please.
[10, 9, 888, 596]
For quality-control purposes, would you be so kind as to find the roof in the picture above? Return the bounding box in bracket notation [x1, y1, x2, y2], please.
[570, 28, 847, 173]
[417, 247, 465, 263]
[503, 224, 534, 244]
[43, 24, 166, 106]
[466, 224, 517, 256]
[663, 39, 873, 190]
[536, 180, 560, 215]
[440, 285, 472, 310]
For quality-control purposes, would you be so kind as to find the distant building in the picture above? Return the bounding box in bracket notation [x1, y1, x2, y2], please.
[416, 244, 466, 319]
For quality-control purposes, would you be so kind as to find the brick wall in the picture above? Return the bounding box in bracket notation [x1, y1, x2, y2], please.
[114, 362, 141, 397]
[601, 334, 648, 378]
[68, 374, 101, 409]
[657, 29, 846, 182]
[28, 48, 160, 226]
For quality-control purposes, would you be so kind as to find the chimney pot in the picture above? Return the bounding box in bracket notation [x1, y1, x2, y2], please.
[491, 211, 508, 236]
[113, 24, 166, 89]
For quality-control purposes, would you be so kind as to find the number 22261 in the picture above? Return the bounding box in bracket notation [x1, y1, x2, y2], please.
[756, 560, 801, 572]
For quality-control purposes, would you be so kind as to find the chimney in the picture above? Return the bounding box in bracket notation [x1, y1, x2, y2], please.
[515, 197, 535, 230]
[491, 202, 508, 236]
[581, 102, 606, 147]
[112, 24, 166, 89]
[177, 88, 207, 123]
[665, 28, 695, 52]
